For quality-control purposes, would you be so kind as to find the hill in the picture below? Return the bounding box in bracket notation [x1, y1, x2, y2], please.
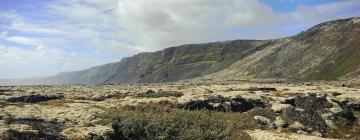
[2, 17, 359, 85]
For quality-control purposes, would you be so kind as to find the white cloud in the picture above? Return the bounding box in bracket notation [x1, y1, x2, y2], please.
[0, 45, 117, 78]
[44, 0, 360, 51]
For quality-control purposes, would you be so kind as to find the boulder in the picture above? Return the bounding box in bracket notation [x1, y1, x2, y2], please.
[271, 104, 293, 113]
[274, 117, 288, 129]
[294, 94, 327, 111]
[182, 96, 265, 112]
[6, 94, 63, 103]
[282, 109, 328, 134]
[254, 116, 275, 129]
[289, 122, 306, 132]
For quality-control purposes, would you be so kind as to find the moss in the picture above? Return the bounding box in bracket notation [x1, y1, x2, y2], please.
[327, 115, 360, 139]
[135, 90, 184, 98]
[94, 119, 112, 126]
[39, 99, 74, 106]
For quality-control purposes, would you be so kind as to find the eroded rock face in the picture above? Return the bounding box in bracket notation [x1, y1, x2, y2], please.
[6, 94, 63, 103]
[181, 96, 265, 112]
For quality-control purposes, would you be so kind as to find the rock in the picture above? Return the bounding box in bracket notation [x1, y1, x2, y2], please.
[294, 94, 327, 111]
[327, 97, 356, 122]
[91, 94, 106, 101]
[274, 117, 287, 129]
[321, 113, 336, 128]
[282, 109, 328, 134]
[249, 87, 277, 92]
[348, 101, 360, 111]
[312, 132, 323, 137]
[281, 97, 295, 106]
[271, 104, 293, 113]
[182, 96, 265, 112]
[248, 129, 332, 140]
[254, 116, 275, 129]
[289, 122, 306, 132]
[247, 108, 278, 121]
[6, 94, 63, 103]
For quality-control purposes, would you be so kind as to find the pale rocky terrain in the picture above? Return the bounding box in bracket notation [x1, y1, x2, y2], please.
[1, 81, 359, 140]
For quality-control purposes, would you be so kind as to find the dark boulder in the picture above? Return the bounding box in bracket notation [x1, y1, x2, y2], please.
[294, 94, 329, 111]
[282, 109, 328, 134]
[348, 102, 360, 111]
[182, 96, 265, 112]
[7, 94, 63, 103]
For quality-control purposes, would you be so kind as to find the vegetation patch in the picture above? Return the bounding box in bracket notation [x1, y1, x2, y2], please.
[39, 99, 74, 106]
[101, 102, 257, 140]
[327, 114, 360, 139]
[135, 89, 184, 98]
[3, 118, 66, 140]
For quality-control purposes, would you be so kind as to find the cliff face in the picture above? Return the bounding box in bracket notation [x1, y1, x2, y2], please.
[103, 40, 268, 84]
[206, 17, 360, 81]
[2, 17, 359, 85]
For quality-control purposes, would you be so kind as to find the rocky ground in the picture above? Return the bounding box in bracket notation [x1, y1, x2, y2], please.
[0, 82, 360, 140]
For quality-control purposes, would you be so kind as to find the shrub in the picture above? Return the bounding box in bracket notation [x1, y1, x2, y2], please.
[103, 103, 257, 140]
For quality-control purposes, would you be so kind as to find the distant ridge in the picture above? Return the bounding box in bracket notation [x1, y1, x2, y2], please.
[2, 17, 360, 85]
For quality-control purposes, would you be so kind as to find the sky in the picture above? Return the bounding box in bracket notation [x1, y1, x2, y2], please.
[0, 0, 360, 79]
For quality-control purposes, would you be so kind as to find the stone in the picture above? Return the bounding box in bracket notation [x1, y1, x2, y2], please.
[6, 94, 63, 103]
[321, 113, 336, 128]
[282, 109, 328, 134]
[247, 108, 278, 121]
[289, 122, 306, 131]
[182, 96, 265, 112]
[294, 94, 327, 111]
[254, 116, 275, 129]
[271, 104, 293, 113]
[274, 117, 288, 129]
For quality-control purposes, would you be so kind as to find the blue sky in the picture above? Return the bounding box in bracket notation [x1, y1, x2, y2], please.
[0, 0, 360, 78]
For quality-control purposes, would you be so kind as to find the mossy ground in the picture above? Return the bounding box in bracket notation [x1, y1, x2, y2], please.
[135, 90, 184, 98]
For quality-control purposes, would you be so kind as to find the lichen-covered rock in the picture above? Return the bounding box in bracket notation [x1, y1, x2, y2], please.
[288, 122, 307, 132]
[247, 108, 278, 121]
[254, 116, 275, 129]
[274, 117, 288, 129]
[321, 113, 336, 129]
[271, 103, 293, 113]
